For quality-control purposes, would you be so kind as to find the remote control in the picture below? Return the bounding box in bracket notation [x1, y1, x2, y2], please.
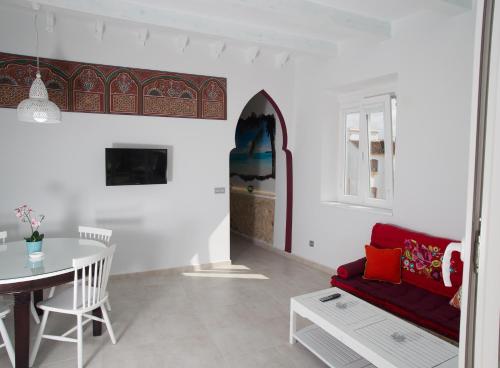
[319, 293, 341, 302]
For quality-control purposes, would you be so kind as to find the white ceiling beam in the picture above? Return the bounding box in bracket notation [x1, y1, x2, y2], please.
[32, 0, 339, 55]
[226, 0, 391, 38]
[405, 0, 472, 18]
[308, 0, 471, 16]
[127, 0, 391, 40]
[435, 0, 472, 10]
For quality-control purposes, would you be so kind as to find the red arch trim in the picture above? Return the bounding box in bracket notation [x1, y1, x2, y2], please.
[258, 90, 293, 253]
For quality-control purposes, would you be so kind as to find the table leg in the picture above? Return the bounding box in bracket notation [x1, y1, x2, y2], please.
[33, 289, 43, 315]
[92, 307, 103, 336]
[290, 308, 297, 344]
[14, 292, 31, 368]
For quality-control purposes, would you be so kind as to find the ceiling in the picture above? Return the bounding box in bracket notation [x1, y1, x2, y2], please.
[5, 0, 472, 56]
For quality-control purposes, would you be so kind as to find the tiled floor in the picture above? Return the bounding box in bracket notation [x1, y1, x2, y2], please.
[1, 235, 329, 367]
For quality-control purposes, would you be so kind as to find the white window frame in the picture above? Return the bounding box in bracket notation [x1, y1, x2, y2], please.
[338, 94, 394, 209]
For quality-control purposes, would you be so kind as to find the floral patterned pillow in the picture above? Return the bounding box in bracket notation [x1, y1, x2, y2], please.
[402, 239, 445, 281]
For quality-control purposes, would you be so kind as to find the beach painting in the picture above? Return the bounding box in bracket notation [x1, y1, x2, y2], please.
[230, 113, 276, 181]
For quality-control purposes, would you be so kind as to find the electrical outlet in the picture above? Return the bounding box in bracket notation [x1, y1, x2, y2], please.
[214, 187, 225, 194]
[309, 240, 315, 247]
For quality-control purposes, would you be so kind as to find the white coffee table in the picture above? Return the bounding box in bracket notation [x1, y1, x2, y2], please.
[290, 288, 458, 368]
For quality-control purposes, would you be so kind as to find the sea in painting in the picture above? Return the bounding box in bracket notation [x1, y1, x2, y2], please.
[230, 113, 276, 181]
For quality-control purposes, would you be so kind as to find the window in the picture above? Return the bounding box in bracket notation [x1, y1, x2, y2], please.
[339, 95, 396, 208]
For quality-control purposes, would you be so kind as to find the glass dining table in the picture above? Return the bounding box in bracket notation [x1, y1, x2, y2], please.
[0, 238, 107, 368]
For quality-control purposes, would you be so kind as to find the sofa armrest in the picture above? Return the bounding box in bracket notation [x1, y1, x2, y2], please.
[335, 257, 366, 279]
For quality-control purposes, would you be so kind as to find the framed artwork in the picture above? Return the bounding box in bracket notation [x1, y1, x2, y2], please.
[0, 52, 227, 120]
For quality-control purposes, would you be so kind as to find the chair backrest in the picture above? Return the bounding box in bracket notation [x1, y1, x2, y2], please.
[78, 226, 112, 245]
[0, 231, 6, 244]
[72, 244, 116, 311]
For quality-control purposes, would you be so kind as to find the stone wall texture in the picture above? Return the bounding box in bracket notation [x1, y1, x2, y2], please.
[230, 190, 274, 245]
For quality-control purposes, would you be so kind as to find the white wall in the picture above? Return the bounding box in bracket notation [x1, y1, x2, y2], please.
[0, 4, 295, 274]
[292, 12, 476, 270]
[0, 4, 476, 276]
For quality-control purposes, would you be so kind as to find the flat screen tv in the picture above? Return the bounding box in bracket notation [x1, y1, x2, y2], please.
[105, 148, 167, 186]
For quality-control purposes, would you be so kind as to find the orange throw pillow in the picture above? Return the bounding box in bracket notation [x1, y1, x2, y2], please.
[363, 245, 402, 284]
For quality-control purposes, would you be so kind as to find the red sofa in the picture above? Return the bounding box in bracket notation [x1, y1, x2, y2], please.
[331, 223, 463, 341]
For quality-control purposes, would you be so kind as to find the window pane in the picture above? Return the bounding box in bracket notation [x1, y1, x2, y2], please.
[344, 112, 360, 196]
[367, 111, 385, 199]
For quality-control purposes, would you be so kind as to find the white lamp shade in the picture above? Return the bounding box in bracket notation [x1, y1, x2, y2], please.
[17, 72, 61, 123]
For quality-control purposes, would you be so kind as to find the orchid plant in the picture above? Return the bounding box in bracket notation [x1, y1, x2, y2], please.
[14, 205, 45, 242]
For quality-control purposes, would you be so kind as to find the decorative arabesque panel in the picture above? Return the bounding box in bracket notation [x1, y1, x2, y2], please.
[0, 52, 227, 120]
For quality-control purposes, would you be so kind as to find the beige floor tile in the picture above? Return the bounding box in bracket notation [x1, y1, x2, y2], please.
[1, 234, 329, 367]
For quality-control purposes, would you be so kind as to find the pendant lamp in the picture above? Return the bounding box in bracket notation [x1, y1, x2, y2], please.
[17, 11, 61, 124]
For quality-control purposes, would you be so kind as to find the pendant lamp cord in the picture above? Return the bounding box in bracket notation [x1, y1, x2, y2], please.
[33, 12, 39, 72]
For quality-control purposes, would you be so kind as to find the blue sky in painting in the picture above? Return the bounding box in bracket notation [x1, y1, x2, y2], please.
[233, 121, 272, 155]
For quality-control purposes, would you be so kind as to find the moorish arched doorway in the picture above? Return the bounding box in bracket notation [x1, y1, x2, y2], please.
[229, 90, 292, 253]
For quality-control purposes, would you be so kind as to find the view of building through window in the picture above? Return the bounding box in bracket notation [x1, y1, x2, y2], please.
[367, 111, 386, 199]
[344, 112, 360, 196]
[341, 94, 396, 207]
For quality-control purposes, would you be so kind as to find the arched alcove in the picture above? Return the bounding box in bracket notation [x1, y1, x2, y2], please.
[229, 90, 292, 253]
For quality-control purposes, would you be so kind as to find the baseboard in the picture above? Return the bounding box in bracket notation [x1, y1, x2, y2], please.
[259, 244, 335, 275]
[231, 231, 335, 275]
[111, 233, 335, 281]
[110, 260, 232, 280]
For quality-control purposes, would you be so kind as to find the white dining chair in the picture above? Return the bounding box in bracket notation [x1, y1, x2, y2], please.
[0, 231, 41, 324]
[79, 226, 113, 311]
[30, 244, 117, 368]
[78, 226, 112, 245]
[0, 302, 14, 368]
[49, 226, 113, 312]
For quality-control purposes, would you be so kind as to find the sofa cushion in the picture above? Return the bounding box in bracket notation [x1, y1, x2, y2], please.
[337, 257, 366, 279]
[364, 245, 402, 284]
[371, 223, 463, 298]
[331, 275, 460, 341]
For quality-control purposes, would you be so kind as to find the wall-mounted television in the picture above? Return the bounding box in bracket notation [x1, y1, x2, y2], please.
[105, 148, 168, 186]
